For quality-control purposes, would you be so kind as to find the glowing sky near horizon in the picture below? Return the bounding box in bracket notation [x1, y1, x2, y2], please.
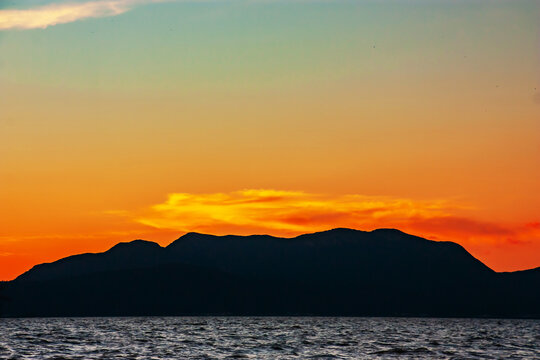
[1, 0, 539, 280]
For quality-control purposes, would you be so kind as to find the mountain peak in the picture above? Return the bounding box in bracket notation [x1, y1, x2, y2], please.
[108, 239, 161, 252]
[371, 228, 407, 235]
[167, 232, 216, 247]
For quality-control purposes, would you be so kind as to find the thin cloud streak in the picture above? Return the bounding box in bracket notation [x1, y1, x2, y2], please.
[135, 189, 461, 235]
[0, 0, 166, 30]
[133, 189, 540, 250]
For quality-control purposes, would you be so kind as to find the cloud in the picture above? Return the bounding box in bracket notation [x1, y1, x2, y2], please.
[130, 189, 540, 255]
[135, 189, 470, 236]
[0, 0, 167, 30]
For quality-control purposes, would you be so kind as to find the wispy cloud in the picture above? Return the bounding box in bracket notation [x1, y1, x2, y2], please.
[134, 189, 464, 236]
[133, 189, 540, 248]
[0, 0, 167, 30]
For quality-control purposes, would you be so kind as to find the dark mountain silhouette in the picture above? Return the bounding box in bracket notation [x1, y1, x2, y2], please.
[0, 228, 538, 318]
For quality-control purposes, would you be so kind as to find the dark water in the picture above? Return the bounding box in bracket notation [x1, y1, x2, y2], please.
[0, 317, 538, 359]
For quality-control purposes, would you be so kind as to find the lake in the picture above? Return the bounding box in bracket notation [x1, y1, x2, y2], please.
[1, 317, 538, 359]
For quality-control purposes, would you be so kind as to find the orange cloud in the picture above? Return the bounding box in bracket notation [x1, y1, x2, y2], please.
[1, 189, 538, 281]
[133, 190, 540, 272]
[0, 0, 168, 30]
[135, 189, 462, 236]
[129, 190, 540, 271]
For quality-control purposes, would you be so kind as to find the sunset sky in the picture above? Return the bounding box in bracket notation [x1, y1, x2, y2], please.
[1, 0, 539, 281]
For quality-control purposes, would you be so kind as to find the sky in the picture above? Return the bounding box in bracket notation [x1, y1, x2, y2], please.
[1, 0, 539, 281]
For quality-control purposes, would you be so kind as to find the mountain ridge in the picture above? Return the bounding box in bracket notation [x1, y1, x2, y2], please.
[1, 228, 538, 318]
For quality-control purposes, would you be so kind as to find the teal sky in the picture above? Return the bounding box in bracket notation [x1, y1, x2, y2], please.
[1, 1, 539, 94]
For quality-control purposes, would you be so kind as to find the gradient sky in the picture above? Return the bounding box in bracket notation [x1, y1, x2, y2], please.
[1, 0, 539, 280]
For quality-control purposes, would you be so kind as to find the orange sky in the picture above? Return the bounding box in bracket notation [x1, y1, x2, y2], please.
[1, 189, 540, 280]
[1, 0, 539, 280]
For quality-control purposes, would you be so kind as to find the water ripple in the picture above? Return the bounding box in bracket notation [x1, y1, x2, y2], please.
[0, 317, 538, 359]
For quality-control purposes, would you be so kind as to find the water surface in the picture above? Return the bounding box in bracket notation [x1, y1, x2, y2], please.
[1, 317, 538, 359]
